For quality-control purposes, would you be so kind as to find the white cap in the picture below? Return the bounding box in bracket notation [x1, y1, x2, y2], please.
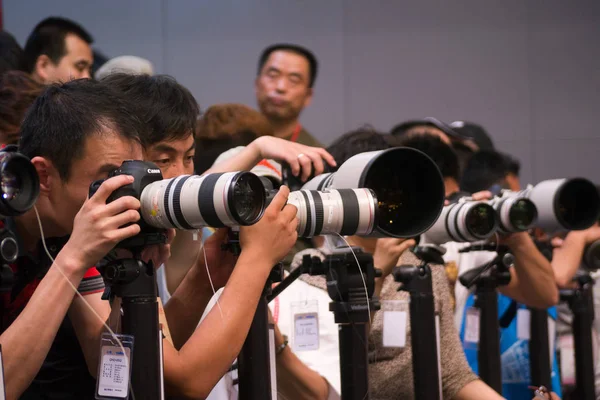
[95, 55, 154, 80]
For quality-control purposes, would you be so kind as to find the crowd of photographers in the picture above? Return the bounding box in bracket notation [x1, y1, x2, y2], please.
[0, 15, 598, 400]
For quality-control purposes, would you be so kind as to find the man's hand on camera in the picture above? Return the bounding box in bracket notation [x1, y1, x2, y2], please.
[196, 228, 237, 290]
[248, 136, 336, 182]
[139, 228, 176, 269]
[239, 186, 299, 267]
[373, 238, 417, 279]
[62, 175, 141, 270]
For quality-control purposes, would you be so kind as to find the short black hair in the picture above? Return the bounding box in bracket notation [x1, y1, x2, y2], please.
[258, 43, 318, 88]
[326, 127, 392, 171]
[460, 150, 511, 193]
[23, 17, 93, 73]
[503, 153, 521, 177]
[0, 31, 25, 76]
[19, 79, 143, 180]
[394, 134, 460, 181]
[101, 73, 200, 148]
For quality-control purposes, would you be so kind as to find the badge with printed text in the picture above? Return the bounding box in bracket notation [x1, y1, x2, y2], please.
[96, 333, 134, 400]
[291, 300, 319, 351]
[463, 307, 480, 350]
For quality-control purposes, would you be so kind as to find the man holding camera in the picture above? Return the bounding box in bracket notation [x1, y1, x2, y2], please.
[1, 79, 148, 399]
[100, 72, 336, 397]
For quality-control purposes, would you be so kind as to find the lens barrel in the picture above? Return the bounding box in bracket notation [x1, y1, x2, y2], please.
[426, 199, 498, 244]
[288, 188, 377, 237]
[488, 194, 538, 233]
[140, 171, 266, 229]
[302, 147, 445, 238]
[525, 178, 600, 232]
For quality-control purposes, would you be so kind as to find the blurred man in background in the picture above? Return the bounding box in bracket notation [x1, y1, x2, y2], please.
[0, 30, 26, 76]
[255, 43, 322, 146]
[23, 17, 94, 83]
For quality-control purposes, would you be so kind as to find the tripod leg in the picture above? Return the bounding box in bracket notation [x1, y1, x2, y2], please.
[238, 296, 272, 400]
[339, 323, 369, 400]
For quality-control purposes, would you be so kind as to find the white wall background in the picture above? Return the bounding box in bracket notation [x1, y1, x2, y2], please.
[5, 0, 600, 185]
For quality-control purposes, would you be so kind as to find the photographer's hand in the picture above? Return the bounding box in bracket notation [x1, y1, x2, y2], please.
[205, 136, 336, 182]
[248, 136, 336, 182]
[239, 185, 299, 267]
[373, 238, 416, 297]
[61, 175, 142, 269]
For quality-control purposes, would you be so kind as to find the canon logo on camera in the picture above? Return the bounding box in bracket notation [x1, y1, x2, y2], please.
[147, 168, 161, 174]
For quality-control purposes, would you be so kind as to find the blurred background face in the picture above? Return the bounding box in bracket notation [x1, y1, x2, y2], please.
[143, 134, 195, 179]
[255, 50, 313, 123]
[40, 33, 93, 83]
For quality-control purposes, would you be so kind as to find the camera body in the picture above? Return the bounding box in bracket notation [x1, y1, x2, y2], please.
[89, 160, 167, 249]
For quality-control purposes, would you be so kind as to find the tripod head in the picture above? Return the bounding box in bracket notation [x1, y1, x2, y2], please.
[411, 244, 446, 265]
[458, 244, 514, 289]
[301, 246, 381, 302]
[297, 247, 381, 323]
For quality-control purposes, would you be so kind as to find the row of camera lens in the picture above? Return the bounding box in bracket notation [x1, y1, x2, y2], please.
[2, 146, 600, 269]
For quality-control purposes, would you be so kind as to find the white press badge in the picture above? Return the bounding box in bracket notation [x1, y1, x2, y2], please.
[464, 307, 480, 350]
[517, 309, 531, 341]
[291, 300, 319, 351]
[96, 333, 134, 400]
[382, 300, 408, 348]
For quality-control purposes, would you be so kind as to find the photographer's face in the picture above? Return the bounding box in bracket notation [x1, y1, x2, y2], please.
[143, 134, 195, 179]
[54, 132, 142, 236]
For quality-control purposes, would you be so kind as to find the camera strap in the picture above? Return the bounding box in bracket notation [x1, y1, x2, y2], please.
[499, 299, 518, 329]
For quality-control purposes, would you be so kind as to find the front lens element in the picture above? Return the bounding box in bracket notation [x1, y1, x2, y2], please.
[231, 173, 265, 224]
[509, 198, 537, 231]
[466, 203, 496, 237]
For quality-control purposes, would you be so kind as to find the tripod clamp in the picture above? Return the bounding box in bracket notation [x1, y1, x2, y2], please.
[459, 244, 514, 289]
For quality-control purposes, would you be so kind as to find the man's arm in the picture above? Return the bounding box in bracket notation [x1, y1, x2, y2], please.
[273, 318, 331, 400]
[68, 288, 111, 377]
[0, 175, 143, 399]
[499, 232, 559, 308]
[453, 380, 505, 399]
[164, 228, 236, 348]
[205, 136, 335, 182]
[162, 187, 298, 398]
[552, 225, 600, 288]
[163, 262, 216, 349]
[0, 254, 86, 399]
